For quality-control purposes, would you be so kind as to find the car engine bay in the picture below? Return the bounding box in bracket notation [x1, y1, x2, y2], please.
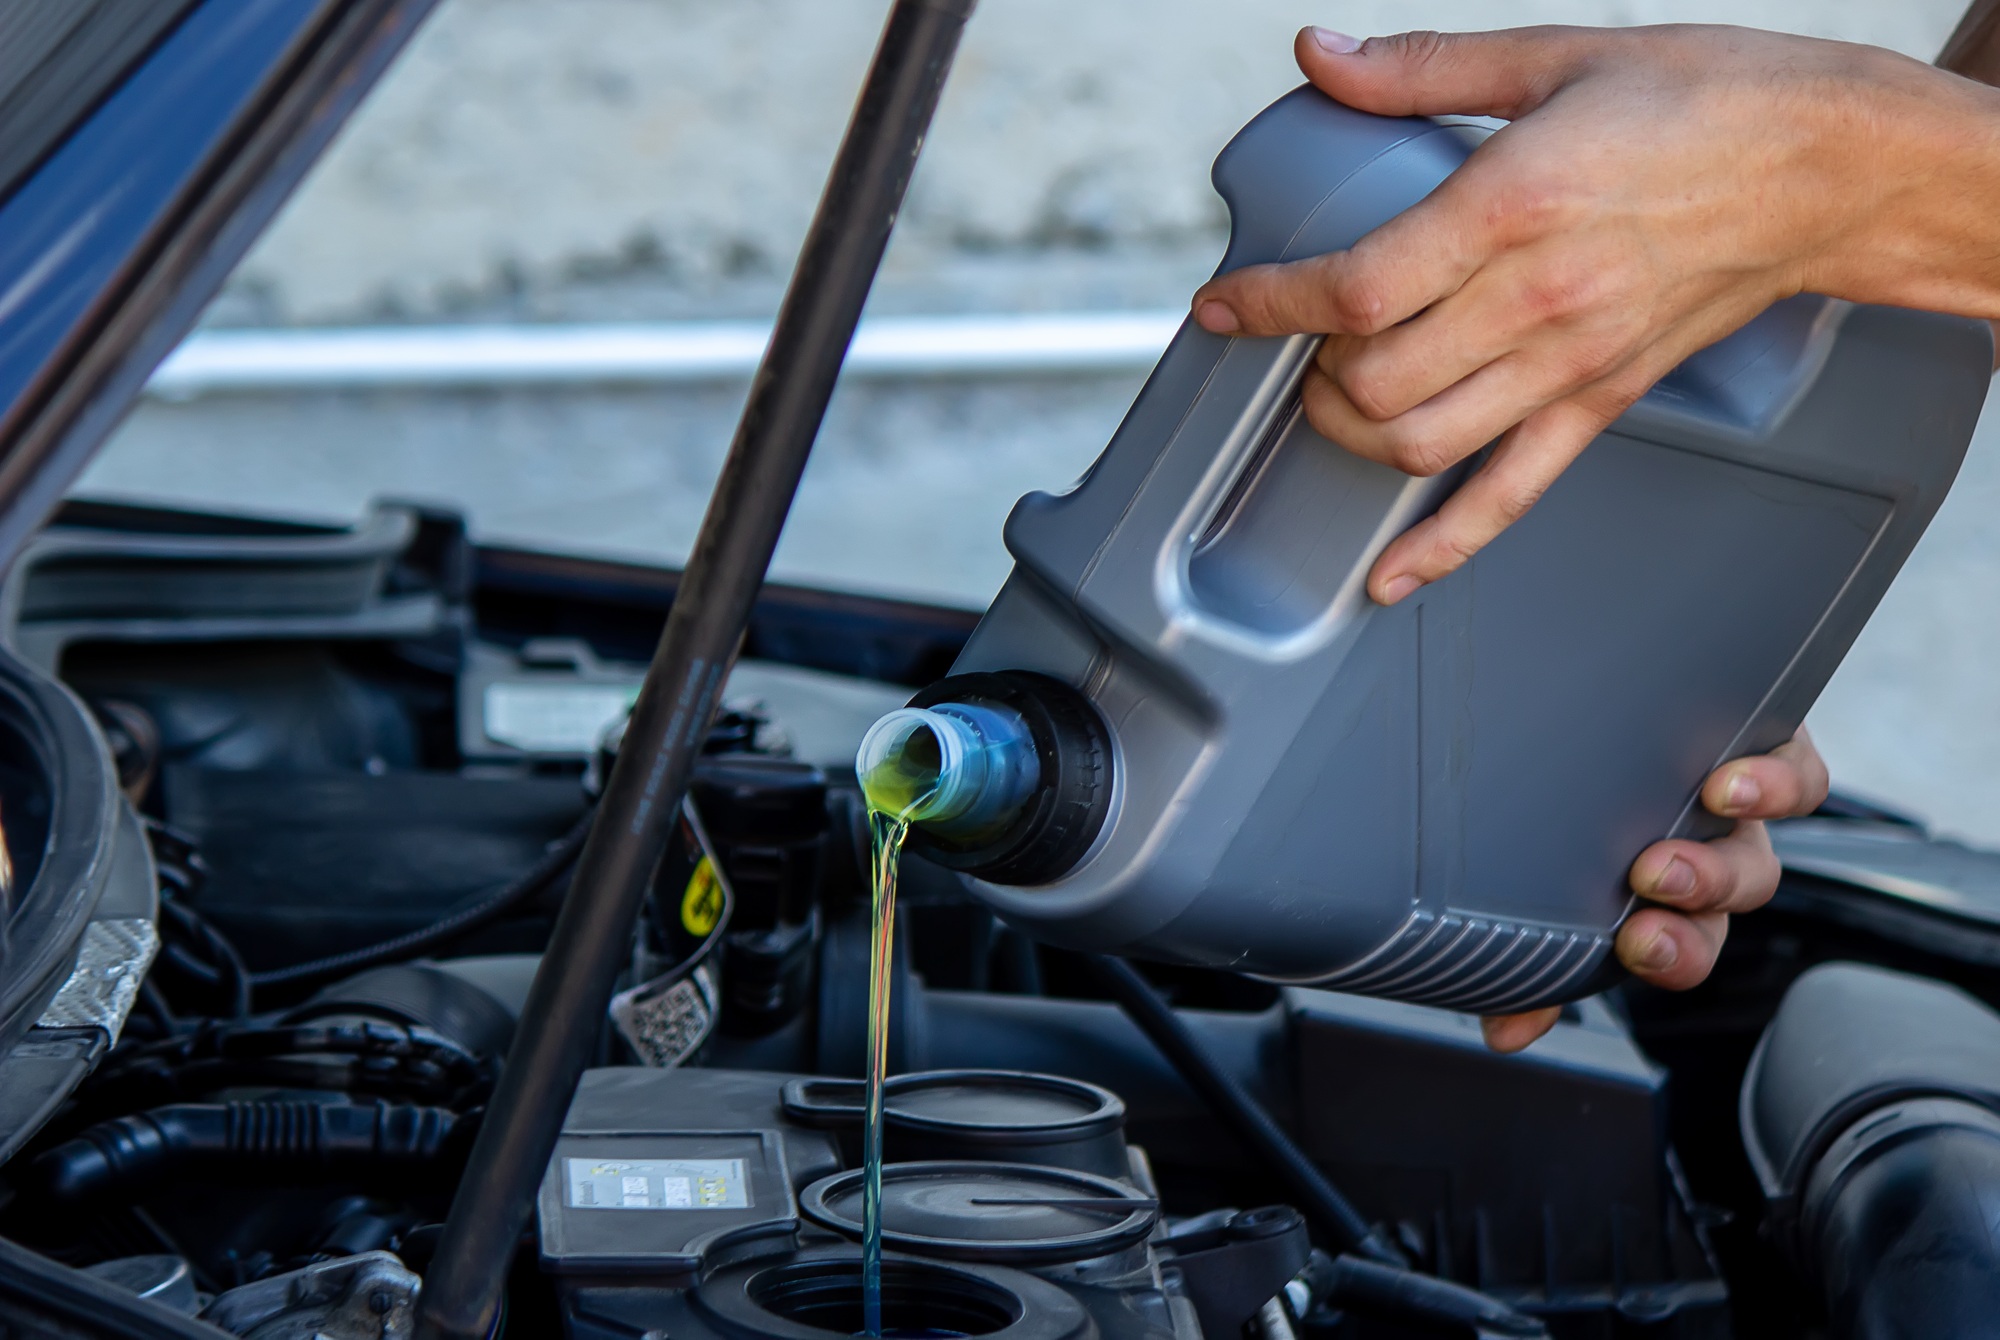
[6, 0, 2000, 1336]
[0, 500, 1997, 1339]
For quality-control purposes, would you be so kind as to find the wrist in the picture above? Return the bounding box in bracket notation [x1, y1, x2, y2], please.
[1798, 53, 2000, 317]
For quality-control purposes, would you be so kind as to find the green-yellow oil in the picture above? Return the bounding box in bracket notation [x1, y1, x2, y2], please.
[861, 808, 906, 1338]
[857, 751, 935, 1339]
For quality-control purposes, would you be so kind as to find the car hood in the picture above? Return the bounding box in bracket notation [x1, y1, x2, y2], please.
[0, 0, 437, 1120]
[0, 0, 438, 572]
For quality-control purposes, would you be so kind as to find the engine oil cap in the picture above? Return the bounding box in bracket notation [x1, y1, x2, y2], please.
[783, 1070, 1123, 1142]
[799, 1161, 1157, 1266]
[784, 1072, 1131, 1177]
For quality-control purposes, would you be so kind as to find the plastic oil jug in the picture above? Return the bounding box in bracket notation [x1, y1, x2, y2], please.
[855, 86, 1991, 1014]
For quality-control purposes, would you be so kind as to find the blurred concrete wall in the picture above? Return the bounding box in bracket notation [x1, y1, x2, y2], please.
[78, 0, 2000, 843]
[219, 0, 1967, 323]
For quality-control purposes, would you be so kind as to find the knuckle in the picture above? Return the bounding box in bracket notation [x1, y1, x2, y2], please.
[1481, 177, 1574, 241]
[1689, 859, 1739, 913]
[1491, 476, 1549, 524]
[1710, 822, 1781, 910]
[1272, 257, 1341, 334]
[1738, 848, 1783, 909]
[1376, 419, 1454, 476]
[1763, 767, 1809, 818]
[1519, 266, 1607, 324]
[1329, 275, 1393, 335]
[1737, 759, 1812, 820]
[1426, 525, 1484, 571]
[1226, 283, 1275, 331]
[1222, 265, 1293, 329]
[1374, 29, 1450, 67]
[1800, 764, 1832, 813]
[1556, 332, 1628, 385]
[1391, 432, 1455, 478]
[1517, 281, 1569, 323]
[1338, 362, 1398, 422]
[1464, 156, 1584, 232]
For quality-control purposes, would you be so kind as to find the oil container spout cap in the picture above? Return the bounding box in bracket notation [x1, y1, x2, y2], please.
[859, 671, 1114, 887]
[858, 702, 1040, 841]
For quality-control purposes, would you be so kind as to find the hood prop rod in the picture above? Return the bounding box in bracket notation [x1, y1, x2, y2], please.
[412, 5, 976, 1336]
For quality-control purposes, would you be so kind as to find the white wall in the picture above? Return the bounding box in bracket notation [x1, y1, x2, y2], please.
[224, 0, 1969, 322]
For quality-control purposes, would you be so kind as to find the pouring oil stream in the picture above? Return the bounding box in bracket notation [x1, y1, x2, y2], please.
[861, 807, 913, 1338]
[856, 717, 941, 1338]
[855, 702, 1042, 1336]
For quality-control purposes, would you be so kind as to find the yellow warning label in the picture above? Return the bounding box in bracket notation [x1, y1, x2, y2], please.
[680, 856, 724, 937]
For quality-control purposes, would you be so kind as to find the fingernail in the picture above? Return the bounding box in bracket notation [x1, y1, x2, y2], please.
[1632, 932, 1679, 974]
[1644, 857, 1697, 901]
[1377, 574, 1422, 605]
[1722, 772, 1762, 814]
[1194, 300, 1239, 334]
[1309, 27, 1364, 54]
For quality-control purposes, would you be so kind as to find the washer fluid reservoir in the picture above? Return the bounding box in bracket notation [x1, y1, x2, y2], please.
[864, 86, 1992, 1014]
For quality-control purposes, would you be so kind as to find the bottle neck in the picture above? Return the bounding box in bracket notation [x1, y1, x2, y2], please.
[856, 702, 1040, 840]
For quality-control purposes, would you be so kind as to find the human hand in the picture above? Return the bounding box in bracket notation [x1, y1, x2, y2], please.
[1193, 25, 2000, 605]
[1480, 729, 1831, 1053]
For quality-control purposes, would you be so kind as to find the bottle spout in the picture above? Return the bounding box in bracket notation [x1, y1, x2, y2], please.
[857, 702, 1040, 839]
[857, 671, 1111, 886]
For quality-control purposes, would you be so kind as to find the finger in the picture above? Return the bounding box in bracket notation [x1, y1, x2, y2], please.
[1194, 36, 1610, 345]
[1303, 330, 1617, 478]
[1193, 254, 1402, 340]
[1294, 25, 1608, 121]
[1328, 282, 1560, 426]
[1193, 218, 1480, 341]
[1702, 729, 1832, 819]
[1194, 133, 1534, 340]
[1628, 822, 1782, 917]
[1321, 238, 1640, 421]
[1616, 906, 1728, 991]
[1197, 28, 1632, 344]
[1360, 394, 1606, 602]
[1363, 345, 1670, 601]
[1481, 1007, 1561, 1053]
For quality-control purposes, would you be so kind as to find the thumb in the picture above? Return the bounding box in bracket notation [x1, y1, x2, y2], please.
[1294, 25, 1603, 121]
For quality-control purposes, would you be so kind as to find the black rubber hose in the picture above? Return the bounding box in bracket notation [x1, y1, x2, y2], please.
[1083, 954, 1408, 1268]
[156, 897, 252, 1019]
[248, 808, 593, 995]
[412, 7, 975, 1338]
[1803, 1099, 2000, 1339]
[1312, 1254, 1547, 1338]
[81, 1020, 488, 1113]
[26, 1102, 463, 1203]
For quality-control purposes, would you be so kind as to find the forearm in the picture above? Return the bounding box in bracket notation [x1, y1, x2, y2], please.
[1792, 44, 2000, 322]
[1939, 0, 2000, 361]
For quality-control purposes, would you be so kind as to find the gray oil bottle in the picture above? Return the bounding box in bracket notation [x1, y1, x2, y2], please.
[856, 86, 1991, 1014]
